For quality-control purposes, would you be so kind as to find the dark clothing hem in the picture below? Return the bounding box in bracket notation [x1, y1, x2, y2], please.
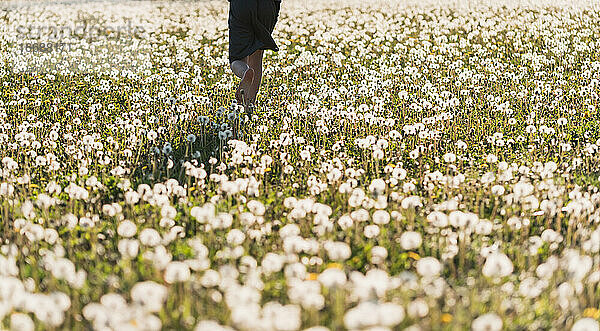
[228, 0, 280, 64]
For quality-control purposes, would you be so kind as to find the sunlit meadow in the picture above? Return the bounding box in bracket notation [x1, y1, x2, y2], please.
[1, 0, 600, 329]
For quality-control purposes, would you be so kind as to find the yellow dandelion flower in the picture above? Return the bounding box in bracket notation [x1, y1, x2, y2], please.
[306, 273, 318, 281]
[441, 313, 453, 323]
[327, 262, 343, 270]
[583, 308, 600, 319]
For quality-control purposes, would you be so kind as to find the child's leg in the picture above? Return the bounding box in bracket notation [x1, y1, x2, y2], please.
[230, 58, 249, 79]
[246, 50, 264, 105]
[231, 57, 255, 105]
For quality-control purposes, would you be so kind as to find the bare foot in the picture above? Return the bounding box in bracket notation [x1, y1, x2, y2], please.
[235, 68, 254, 107]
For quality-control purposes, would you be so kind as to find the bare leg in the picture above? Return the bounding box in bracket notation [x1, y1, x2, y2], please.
[246, 50, 264, 105]
[230, 58, 254, 105]
[230, 59, 249, 79]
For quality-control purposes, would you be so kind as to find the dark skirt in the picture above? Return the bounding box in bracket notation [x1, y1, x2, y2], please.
[228, 0, 281, 63]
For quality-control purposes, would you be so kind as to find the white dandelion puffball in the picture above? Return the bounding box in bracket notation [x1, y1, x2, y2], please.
[117, 220, 137, 238]
[572, 318, 599, 331]
[370, 246, 388, 264]
[164, 261, 191, 284]
[131, 281, 168, 312]
[482, 252, 514, 278]
[139, 228, 162, 247]
[407, 298, 429, 318]
[318, 268, 347, 288]
[11, 313, 34, 331]
[472, 313, 503, 331]
[372, 210, 390, 225]
[364, 224, 380, 238]
[400, 231, 422, 250]
[416, 257, 442, 278]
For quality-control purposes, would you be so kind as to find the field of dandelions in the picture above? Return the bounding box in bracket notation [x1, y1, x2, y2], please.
[2, 0, 600, 330]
